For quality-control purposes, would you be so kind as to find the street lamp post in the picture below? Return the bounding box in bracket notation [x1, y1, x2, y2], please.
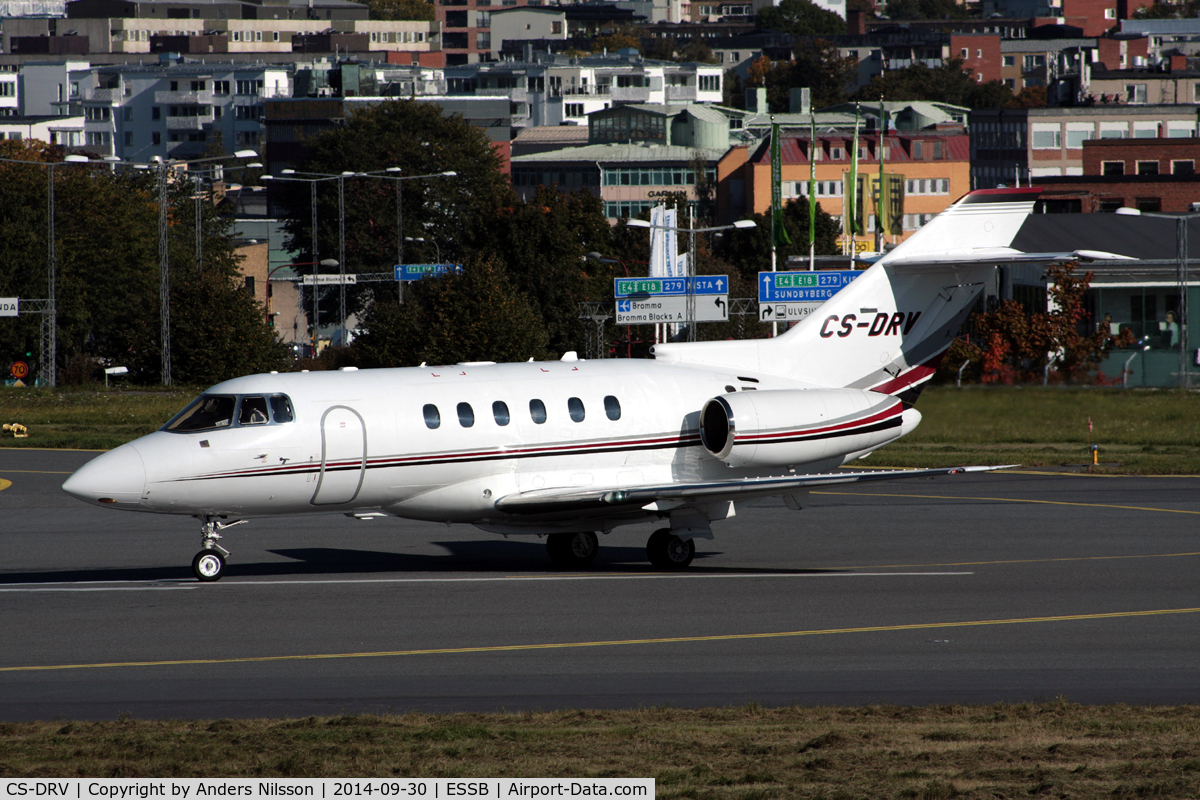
[357, 169, 457, 303]
[0, 153, 90, 387]
[626, 216, 755, 342]
[405, 236, 442, 266]
[117, 149, 259, 385]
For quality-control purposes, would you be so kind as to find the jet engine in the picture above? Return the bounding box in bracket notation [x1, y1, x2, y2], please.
[698, 388, 919, 468]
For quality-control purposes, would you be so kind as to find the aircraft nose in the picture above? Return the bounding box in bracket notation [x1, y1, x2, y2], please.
[62, 443, 147, 508]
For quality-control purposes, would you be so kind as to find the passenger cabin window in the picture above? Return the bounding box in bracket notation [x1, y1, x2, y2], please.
[457, 402, 475, 427]
[604, 395, 621, 420]
[423, 404, 441, 429]
[238, 396, 269, 425]
[492, 401, 510, 426]
[568, 397, 585, 422]
[269, 395, 294, 423]
[530, 399, 547, 424]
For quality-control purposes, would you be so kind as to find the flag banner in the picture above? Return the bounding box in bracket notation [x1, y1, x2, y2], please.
[771, 122, 792, 247]
[808, 114, 817, 247]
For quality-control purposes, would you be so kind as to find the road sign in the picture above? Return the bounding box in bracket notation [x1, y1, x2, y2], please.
[614, 275, 729, 298]
[759, 302, 823, 323]
[11, 361, 29, 380]
[396, 264, 464, 282]
[302, 275, 358, 285]
[616, 295, 729, 325]
[0, 298, 17, 317]
[758, 270, 859, 303]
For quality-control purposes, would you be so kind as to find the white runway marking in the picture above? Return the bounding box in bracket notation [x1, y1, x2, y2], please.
[0, 571, 972, 592]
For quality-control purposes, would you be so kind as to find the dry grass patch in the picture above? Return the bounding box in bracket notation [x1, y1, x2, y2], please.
[2, 704, 1199, 798]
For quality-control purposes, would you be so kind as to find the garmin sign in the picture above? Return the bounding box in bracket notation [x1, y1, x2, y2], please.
[0, 298, 17, 317]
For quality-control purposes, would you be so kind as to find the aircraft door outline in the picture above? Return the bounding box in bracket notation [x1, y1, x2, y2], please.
[311, 405, 367, 505]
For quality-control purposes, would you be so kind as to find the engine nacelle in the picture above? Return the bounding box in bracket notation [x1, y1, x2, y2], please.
[698, 388, 916, 468]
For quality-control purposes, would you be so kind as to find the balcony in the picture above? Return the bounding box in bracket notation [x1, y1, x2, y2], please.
[86, 88, 123, 102]
[665, 86, 695, 101]
[610, 87, 650, 102]
[166, 114, 214, 130]
[155, 90, 214, 105]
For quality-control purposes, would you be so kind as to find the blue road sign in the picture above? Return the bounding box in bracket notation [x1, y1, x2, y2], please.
[396, 264, 463, 282]
[758, 270, 859, 303]
[614, 275, 729, 298]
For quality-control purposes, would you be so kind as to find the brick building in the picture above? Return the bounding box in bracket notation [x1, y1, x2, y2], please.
[1032, 138, 1200, 212]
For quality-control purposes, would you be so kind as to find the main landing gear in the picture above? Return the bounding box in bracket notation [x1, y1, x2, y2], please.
[544, 529, 697, 570]
[192, 517, 245, 582]
[546, 531, 599, 569]
[647, 528, 695, 570]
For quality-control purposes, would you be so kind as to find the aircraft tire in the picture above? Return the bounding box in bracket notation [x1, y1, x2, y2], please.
[546, 531, 598, 569]
[647, 529, 695, 570]
[192, 550, 226, 582]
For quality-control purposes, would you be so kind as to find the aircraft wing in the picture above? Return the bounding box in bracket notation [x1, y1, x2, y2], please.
[493, 465, 1015, 516]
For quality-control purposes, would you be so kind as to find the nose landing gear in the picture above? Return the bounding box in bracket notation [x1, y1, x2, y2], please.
[192, 517, 245, 582]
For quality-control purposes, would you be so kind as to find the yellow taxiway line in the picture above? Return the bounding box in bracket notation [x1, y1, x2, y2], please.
[3, 607, 1198, 674]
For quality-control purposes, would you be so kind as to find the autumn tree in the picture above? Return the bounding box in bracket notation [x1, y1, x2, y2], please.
[953, 263, 1133, 385]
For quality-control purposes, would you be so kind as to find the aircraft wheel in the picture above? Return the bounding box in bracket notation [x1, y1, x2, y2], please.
[647, 529, 695, 570]
[192, 550, 226, 582]
[546, 531, 598, 569]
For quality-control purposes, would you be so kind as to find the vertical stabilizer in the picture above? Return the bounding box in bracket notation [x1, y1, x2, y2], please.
[654, 188, 1043, 400]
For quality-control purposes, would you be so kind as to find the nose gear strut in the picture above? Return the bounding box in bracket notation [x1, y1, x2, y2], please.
[192, 517, 246, 582]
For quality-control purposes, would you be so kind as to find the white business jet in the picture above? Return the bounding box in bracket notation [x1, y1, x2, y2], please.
[63, 187, 1075, 581]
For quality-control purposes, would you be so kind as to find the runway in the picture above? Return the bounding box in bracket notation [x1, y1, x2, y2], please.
[2, 448, 1198, 720]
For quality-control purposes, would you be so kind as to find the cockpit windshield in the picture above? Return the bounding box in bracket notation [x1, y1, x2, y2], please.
[163, 393, 295, 433]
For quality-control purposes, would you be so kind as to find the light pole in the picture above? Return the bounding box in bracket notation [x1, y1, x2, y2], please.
[626, 216, 755, 341]
[405, 236, 442, 266]
[0, 153, 89, 387]
[116, 149, 258, 385]
[356, 169, 456, 303]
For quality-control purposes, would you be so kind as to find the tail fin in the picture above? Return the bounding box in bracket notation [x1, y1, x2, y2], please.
[654, 188, 1043, 400]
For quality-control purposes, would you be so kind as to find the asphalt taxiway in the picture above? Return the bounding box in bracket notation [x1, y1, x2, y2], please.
[2, 448, 1198, 720]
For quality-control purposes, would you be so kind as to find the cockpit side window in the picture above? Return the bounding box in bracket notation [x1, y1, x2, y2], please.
[164, 394, 236, 432]
[238, 396, 270, 426]
[270, 395, 294, 423]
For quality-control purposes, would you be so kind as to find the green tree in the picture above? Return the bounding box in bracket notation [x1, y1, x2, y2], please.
[0, 140, 286, 385]
[853, 57, 1015, 108]
[351, 257, 549, 367]
[882, 0, 967, 19]
[744, 41, 857, 112]
[594, 32, 641, 53]
[368, 0, 434, 20]
[277, 99, 511, 331]
[755, 0, 846, 35]
[484, 186, 614, 356]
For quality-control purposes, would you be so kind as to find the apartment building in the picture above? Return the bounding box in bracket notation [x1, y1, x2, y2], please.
[2, 16, 441, 61]
[53, 60, 290, 159]
[443, 52, 724, 128]
[719, 132, 971, 249]
[970, 105, 1200, 188]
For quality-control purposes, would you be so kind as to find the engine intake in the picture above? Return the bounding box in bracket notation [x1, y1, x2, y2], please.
[699, 389, 911, 468]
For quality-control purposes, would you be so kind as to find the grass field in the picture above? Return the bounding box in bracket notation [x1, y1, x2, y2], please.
[2, 704, 1199, 797]
[1, 384, 1197, 473]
